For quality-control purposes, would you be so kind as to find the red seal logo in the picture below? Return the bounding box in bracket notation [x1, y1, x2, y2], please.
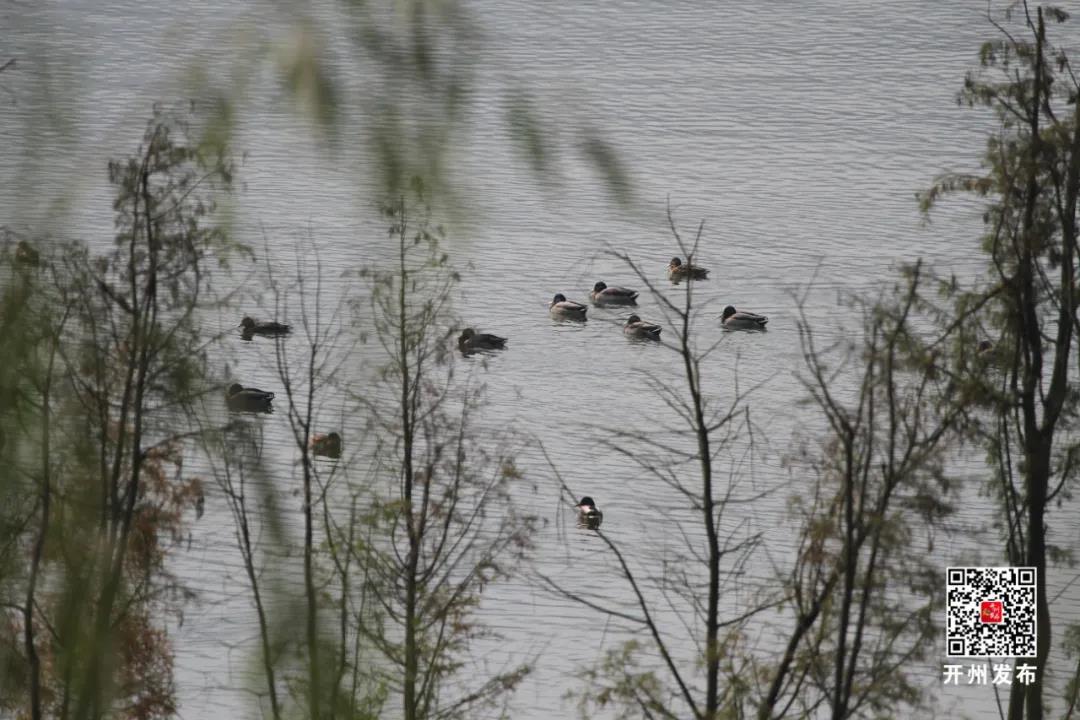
[980, 600, 1004, 624]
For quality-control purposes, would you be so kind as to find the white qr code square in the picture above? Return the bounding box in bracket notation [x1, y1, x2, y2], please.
[946, 567, 1036, 657]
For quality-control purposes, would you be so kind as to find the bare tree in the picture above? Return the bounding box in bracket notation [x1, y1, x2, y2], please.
[267, 239, 365, 718]
[540, 208, 774, 720]
[354, 186, 535, 720]
[757, 266, 965, 719]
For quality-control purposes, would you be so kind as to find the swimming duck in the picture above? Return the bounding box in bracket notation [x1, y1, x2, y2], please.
[624, 314, 662, 341]
[310, 432, 342, 459]
[576, 496, 603, 529]
[721, 305, 768, 331]
[240, 316, 291, 340]
[225, 383, 275, 413]
[550, 293, 588, 321]
[458, 328, 508, 353]
[667, 257, 709, 282]
[591, 281, 639, 306]
[14, 240, 39, 267]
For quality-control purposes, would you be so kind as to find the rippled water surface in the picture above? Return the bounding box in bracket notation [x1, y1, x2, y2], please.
[5, 0, 1080, 718]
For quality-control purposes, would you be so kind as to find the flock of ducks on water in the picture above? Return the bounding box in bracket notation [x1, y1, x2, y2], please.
[7, 239, 1004, 529]
[227, 257, 770, 527]
[471, 256, 770, 529]
[15, 240, 767, 526]
[463, 257, 769, 361]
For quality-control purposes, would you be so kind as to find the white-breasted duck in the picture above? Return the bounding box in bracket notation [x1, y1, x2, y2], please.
[576, 496, 603, 528]
[591, 281, 639, 306]
[624, 314, 662, 340]
[550, 293, 588, 321]
[720, 305, 768, 331]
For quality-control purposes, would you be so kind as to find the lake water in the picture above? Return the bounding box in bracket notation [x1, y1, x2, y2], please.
[5, 0, 1080, 718]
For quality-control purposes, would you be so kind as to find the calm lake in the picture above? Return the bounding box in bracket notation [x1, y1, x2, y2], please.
[5, 0, 1080, 717]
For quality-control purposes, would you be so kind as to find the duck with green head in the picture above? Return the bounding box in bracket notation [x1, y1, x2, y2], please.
[550, 293, 588, 321]
[720, 305, 768, 331]
[624, 314, 662, 341]
[226, 383, 275, 413]
[576, 496, 603, 529]
[591, 281, 638, 306]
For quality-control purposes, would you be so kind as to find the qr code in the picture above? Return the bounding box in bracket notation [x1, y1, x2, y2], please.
[946, 567, 1036, 657]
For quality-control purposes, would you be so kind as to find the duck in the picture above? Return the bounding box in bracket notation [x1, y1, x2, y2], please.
[240, 316, 291, 339]
[624, 314, 662, 341]
[550, 293, 588, 321]
[310, 432, 342, 459]
[458, 328, 508, 353]
[225, 383, 275, 413]
[576, 496, 603, 529]
[721, 305, 768, 331]
[14, 240, 39, 267]
[590, 281, 638, 306]
[667, 257, 709, 282]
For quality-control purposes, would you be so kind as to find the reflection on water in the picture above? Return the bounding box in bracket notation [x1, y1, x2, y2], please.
[5, 0, 1080, 718]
